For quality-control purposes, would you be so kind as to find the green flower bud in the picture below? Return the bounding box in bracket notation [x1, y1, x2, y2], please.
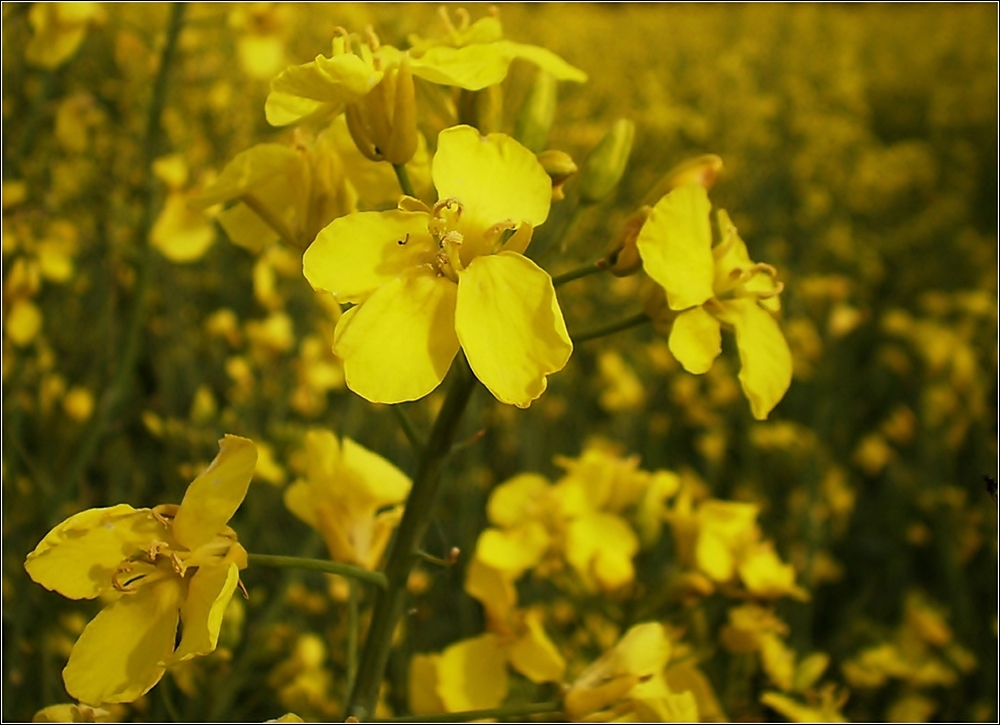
[457, 85, 504, 135]
[578, 118, 635, 205]
[514, 71, 558, 152]
[537, 149, 578, 201]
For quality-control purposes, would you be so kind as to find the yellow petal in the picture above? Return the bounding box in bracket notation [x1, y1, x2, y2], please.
[486, 473, 551, 528]
[464, 557, 517, 631]
[265, 53, 381, 126]
[696, 530, 735, 582]
[25, 505, 164, 599]
[499, 41, 588, 82]
[455, 252, 571, 408]
[173, 436, 257, 551]
[217, 202, 279, 252]
[738, 543, 809, 601]
[565, 513, 638, 591]
[409, 653, 446, 715]
[507, 610, 566, 683]
[303, 210, 435, 304]
[6, 299, 42, 347]
[410, 43, 511, 91]
[475, 522, 549, 580]
[718, 298, 793, 420]
[437, 634, 509, 712]
[636, 185, 714, 310]
[333, 271, 459, 404]
[616, 622, 672, 676]
[171, 563, 240, 662]
[668, 307, 721, 374]
[64, 578, 183, 705]
[341, 437, 412, 507]
[760, 634, 796, 692]
[150, 193, 216, 263]
[283, 480, 318, 529]
[197, 144, 308, 209]
[432, 127, 551, 247]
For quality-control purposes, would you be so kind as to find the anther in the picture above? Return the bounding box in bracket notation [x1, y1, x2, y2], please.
[397, 233, 409, 246]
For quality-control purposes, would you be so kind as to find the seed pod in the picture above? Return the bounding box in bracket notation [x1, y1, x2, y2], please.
[578, 119, 635, 205]
[514, 71, 558, 152]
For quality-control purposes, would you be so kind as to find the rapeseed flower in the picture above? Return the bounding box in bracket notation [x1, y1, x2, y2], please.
[24, 436, 257, 705]
[303, 125, 572, 407]
[637, 184, 792, 419]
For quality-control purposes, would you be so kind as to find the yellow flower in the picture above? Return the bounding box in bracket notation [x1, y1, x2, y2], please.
[24, 436, 257, 705]
[303, 125, 572, 408]
[283, 429, 411, 570]
[25, 3, 103, 69]
[636, 184, 792, 419]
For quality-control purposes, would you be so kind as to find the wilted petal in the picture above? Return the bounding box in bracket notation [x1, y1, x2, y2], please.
[455, 252, 571, 408]
[333, 271, 460, 404]
[171, 563, 240, 662]
[25, 505, 165, 600]
[636, 185, 714, 310]
[173, 436, 258, 552]
[669, 307, 722, 374]
[718, 298, 793, 420]
[433, 127, 551, 249]
[303, 210, 435, 304]
[437, 634, 509, 712]
[63, 578, 183, 705]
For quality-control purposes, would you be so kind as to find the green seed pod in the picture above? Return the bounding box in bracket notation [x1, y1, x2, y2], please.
[578, 118, 635, 205]
[514, 71, 558, 152]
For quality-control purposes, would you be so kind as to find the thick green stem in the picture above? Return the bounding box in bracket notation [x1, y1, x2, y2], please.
[393, 163, 416, 198]
[347, 355, 478, 720]
[570, 311, 651, 344]
[247, 554, 388, 589]
[552, 260, 605, 287]
[54, 3, 186, 524]
[346, 579, 360, 699]
[374, 701, 562, 723]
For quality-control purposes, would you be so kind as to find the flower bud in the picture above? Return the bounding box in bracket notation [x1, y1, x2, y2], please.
[345, 57, 418, 165]
[601, 205, 651, 277]
[514, 71, 558, 152]
[457, 85, 504, 134]
[537, 149, 578, 202]
[577, 119, 635, 205]
[641, 154, 723, 207]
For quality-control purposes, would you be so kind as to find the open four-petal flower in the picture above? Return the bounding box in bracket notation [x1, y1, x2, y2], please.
[24, 436, 257, 705]
[303, 125, 572, 408]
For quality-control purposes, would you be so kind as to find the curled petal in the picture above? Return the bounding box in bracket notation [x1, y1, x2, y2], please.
[334, 271, 460, 404]
[63, 578, 183, 705]
[636, 185, 714, 310]
[303, 210, 435, 304]
[718, 299, 793, 420]
[455, 252, 571, 408]
[173, 435, 257, 552]
[25, 505, 165, 600]
[170, 563, 240, 663]
[668, 306, 722, 374]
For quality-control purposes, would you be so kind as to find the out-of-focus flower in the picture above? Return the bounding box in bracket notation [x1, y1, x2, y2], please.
[761, 684, 848, 723]
[229, 4, 288, 80]
[283, 429, 410, 569]
[597, 350, 645, 412]
[150, 155, 216, 264]
[24, 436, 257, 705]
[637, 185, 792, 419]
[25, 3, 103, 69]
[304, 125, 571, 408]
[32, 703, 118, 723]
[267, 634, 337, 719]
[564, 622, 698, 722]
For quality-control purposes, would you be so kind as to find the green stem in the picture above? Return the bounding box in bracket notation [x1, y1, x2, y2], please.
[552, 260, 605, 287]
[346, 579, 359, 700]
[347, 355, 478, 720]
[247, 554, 388, 589]
[557, 203, 586, 253]
[391, 405, 425, 453]
[374, 701, 562, 723]
[393, 163, 416, 198]
[570, 311, 650, 344]
[54, 3, 186, 524]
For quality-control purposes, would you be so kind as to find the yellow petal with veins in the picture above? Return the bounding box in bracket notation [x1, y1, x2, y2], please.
[63, 578, 183, 705]
[303, 210, 435, 305]
[436, 634, 509, 712]
[718, 298, 792, 420]
[637, 185, 714, 310]
[25, 505, 165, 600]
[170, 563, 240, 663]
[173, 436, 257, 552]
[669, 306, 722, 374]
[455, 252, 571, 408]
[334, 271, 459, 404]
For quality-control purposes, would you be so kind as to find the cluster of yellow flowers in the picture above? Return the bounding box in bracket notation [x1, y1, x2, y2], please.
[4, 3, 995, 724]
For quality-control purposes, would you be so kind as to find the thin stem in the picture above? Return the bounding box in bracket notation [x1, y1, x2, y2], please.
[348, 355, 478, 720]
[346, 579, 359, 700]
[393, 163, 416, 198]
[391, 405, 425, 453]
[570, 311, 650, 344]
[55, 2, 186, 524]
[552, 260, 605, 287]
[247, 554, 388, 589]
[374, 701, 562, 723]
